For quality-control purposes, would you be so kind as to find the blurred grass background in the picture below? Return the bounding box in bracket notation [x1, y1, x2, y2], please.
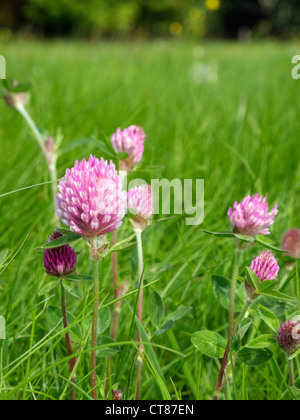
[0, 38, 300, 399]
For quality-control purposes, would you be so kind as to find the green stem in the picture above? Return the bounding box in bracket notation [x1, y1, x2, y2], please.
[229, 248, 241, 337]
[289, 359, 295, 388]
[213, 298, 251, 400]
[111, 170, 127, 341]
[15, 103, 58, 213]
[60, 281, 76, 401]
[15, 103, 47, 155]
[90, 242, 100, 400]
[135, 229, 144, 401]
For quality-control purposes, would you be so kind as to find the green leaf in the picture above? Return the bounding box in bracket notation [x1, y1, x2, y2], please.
[117, 152, 129, 160]
[0, 316, 6, 339]
[38, 279, 59, 296]
[109, 234, 136, 254]
[147, 291, 164, 328]
[290, 387, 300, 401]
[3, 78, 14, 91]
[232, 335, 241, 353]
[47, 306, 82, 343]
[62, 279, 82, 299]
[287, 311, 300, 322]
[245, 267, 260, 290]
[65, 274, 93, 282]
[12, 82, 32, 93]
[164, 305, 193, 323]
[94, 132, 117, 158]
[257, 304, 280, 333]
[37, 233, 81, 250]
[238, 318, 252, 339]
[237, 348, 273, 366]
[155, 320, 174, 336]
[83, 307, 111, 336]
[234, 234, 255, 243]
[191, 331, 227, 359]
[247, 334, 276, 349]
[259, 290, 296, 302]
[202, 230, 235, 238]
[254, 237, 285, 253]
[96, 336, 120, 358]
[211, 275, 246, 312]
[258, 279, 278, 293]
[288, 348, 300, 360]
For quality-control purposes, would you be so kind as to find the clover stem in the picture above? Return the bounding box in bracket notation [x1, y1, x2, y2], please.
[229, 248, 241, 337]
[289, 359, 295, 388]
[213, 298, 251, 400]
[61, 281, 76, 401]
[90, 240, 100, 400]
[135, 229, 144, 400]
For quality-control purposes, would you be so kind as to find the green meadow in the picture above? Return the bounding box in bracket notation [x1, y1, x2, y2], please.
[0, 39, 300, 400]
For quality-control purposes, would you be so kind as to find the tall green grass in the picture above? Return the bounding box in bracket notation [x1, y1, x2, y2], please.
[0, 39, 300, 400]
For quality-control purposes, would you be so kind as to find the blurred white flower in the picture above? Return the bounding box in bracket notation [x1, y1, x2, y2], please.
[190, 61, 218, 85]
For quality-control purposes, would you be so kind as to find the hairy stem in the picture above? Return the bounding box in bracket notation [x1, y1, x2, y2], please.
[289, 359, 295, 388]
[111, 170, 127, 340]
[229, 249, 241, 337]
[214, 298, 251, 400]
[61, 281, 76, 401]
[135, 229, 144, 401]
[90, 242, 100, 400]
[111, 230, 119, 340]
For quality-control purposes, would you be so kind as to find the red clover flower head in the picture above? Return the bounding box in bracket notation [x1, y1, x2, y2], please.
[55, 156, 127, 238]
[282, 228, 300, 259]
[250, 250, 280, 283]
[228, 194, 278, 236]
[111, 126, 146, 172]
[127, 185, 153, 231]
[246, 250, 280, 299]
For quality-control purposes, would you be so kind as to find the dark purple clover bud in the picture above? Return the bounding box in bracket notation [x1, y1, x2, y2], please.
[277, 320, 300, 355]
[44, 231, 77, 278]
[112, 389, 123, 401]
[282, 229, 300, 259]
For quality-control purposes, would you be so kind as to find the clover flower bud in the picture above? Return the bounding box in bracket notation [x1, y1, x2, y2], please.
[278, 320, 300, 355]
[44, 231, 77, 278]
[245, 250, 280, 299]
